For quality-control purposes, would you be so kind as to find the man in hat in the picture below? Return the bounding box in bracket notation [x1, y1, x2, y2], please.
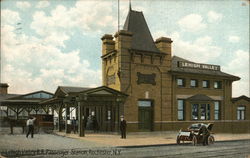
[198, 124, 210, 145]
[120, 115, 127, 139]
[26, 116, 36, 138]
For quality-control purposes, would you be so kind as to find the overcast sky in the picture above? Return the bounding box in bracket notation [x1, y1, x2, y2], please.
[1, 0, 249, 97]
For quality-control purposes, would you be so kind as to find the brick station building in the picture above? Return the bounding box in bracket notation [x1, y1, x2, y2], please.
[100, 8, 250, 133]
[1, 8, 249, 134]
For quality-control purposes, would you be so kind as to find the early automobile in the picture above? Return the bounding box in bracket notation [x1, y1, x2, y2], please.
[176, 123, 215, 145]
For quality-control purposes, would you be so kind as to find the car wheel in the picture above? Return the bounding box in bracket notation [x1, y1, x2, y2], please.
[208, 135, 215, 145]
[192, 136, 197, 146]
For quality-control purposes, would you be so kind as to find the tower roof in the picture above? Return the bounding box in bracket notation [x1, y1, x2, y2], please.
[123, 10, 160, 53]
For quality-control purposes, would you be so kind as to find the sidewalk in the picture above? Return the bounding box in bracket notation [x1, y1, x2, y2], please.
[54, 131, 250, 147]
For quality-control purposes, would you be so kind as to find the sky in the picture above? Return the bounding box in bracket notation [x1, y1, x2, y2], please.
[1, 0, 249, 97]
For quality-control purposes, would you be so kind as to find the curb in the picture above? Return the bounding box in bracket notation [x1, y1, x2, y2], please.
[52, 132, 250, 149]
[116, 139, 250, 148]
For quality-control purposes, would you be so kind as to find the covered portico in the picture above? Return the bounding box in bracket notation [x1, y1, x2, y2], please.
[76, 86, 128, 137]
[39, 86, 89, 132]
[0, 91, 54, 134]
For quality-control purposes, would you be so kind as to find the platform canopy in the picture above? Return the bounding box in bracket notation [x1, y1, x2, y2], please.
[0, 91, 53, 119]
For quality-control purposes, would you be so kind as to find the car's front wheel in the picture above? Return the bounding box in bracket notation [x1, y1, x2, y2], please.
[208, 135, 215, 145]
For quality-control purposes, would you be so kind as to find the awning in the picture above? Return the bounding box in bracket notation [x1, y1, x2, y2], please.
[187, 94, 214, 101]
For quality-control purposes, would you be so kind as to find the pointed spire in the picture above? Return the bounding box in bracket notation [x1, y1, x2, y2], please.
[129, 0, 132, 11]
[123, 7, 161, 53]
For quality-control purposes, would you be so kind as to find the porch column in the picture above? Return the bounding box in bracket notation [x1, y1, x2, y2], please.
[16, 107, 19, 120]
[65, 106, 71, 133]
[117, 102, 120, 133]
[75, 106, 78, 120]
[78, 103, 85, 137]
[110, 105, 113, 131]
[58, 106, 63, 132]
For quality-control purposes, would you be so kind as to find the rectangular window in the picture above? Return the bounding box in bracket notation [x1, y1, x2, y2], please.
[207, 104, 210, 120]
[107, 110, 111, 120]
[214, 81, 222, 89]
[192, 104, 199, 120]
[177, 78, 185, 87]
[200, 104, 206, 120]
[177, 100, 185, 120]
[237, 106, 245, 120]
[138, 101, 151, 107]
[192, 104, 210, 120]
[190, 79, 198, 87]
[202, 80, 210, 88]
[214, 101, 220, 120]
[200, 104, 210, 120]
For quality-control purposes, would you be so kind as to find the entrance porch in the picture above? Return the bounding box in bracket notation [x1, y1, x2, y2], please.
[77, 86, 128, 136]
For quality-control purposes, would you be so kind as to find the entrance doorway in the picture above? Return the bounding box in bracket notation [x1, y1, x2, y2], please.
[138, 100, 153, 131]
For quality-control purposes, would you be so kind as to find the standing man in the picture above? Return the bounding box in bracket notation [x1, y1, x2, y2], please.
[198, 125, 209, 145]
[26, 116, 36, 138]
[120, 115, 127, 139]
[71, 117, 77, 134]
[92, 116, 99, 133]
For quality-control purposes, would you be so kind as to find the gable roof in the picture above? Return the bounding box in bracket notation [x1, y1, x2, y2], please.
[79, 86, 128, 97]
[4, 90, 53, 100]
[54, 86, 90, 97]
[171, 56, 240, 80]
[123, 9, 160, 53]
[232, 95, 250, 103]
[59, 86, 90, 94]
[187, 94, 214, 101]
[0, 91, 53, 105]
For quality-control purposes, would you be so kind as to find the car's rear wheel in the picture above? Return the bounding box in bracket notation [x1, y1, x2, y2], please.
[208, 135, 215, 145]
[192, 136, 197, 146]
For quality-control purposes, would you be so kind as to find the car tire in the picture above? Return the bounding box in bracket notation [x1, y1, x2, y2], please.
[208, 135, 215, 145]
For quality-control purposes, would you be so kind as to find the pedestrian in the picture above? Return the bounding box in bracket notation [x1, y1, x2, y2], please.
[92, 116, 99, 132]
[86, 115, 93, 130]
[71, 117, 77, 134]
[120, 115, 127, 139]
[198, 125, 210, 145]
[26, 116, 36, 138]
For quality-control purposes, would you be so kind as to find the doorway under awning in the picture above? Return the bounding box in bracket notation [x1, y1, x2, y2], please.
[76, 86, 128, 137]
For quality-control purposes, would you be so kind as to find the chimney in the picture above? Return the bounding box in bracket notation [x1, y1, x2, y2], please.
[101, 34, 115, 56]
[155, 37, 173, 68]
[0, 83, 9, 94]
[155, 37, 172, 55]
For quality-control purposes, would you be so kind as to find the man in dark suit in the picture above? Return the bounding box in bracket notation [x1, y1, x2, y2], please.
[92, 116, 99, 132]
[71, 117, 77, 134]
[198, 125, 210, 145]
[120, 115, 127, 139]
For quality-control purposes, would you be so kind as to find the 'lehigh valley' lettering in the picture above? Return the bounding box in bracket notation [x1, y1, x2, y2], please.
[178, 61, 220, 71]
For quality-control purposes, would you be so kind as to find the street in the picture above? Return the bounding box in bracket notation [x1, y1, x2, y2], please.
[118, 140, 250, 158]
[0, 134, 249, 157]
